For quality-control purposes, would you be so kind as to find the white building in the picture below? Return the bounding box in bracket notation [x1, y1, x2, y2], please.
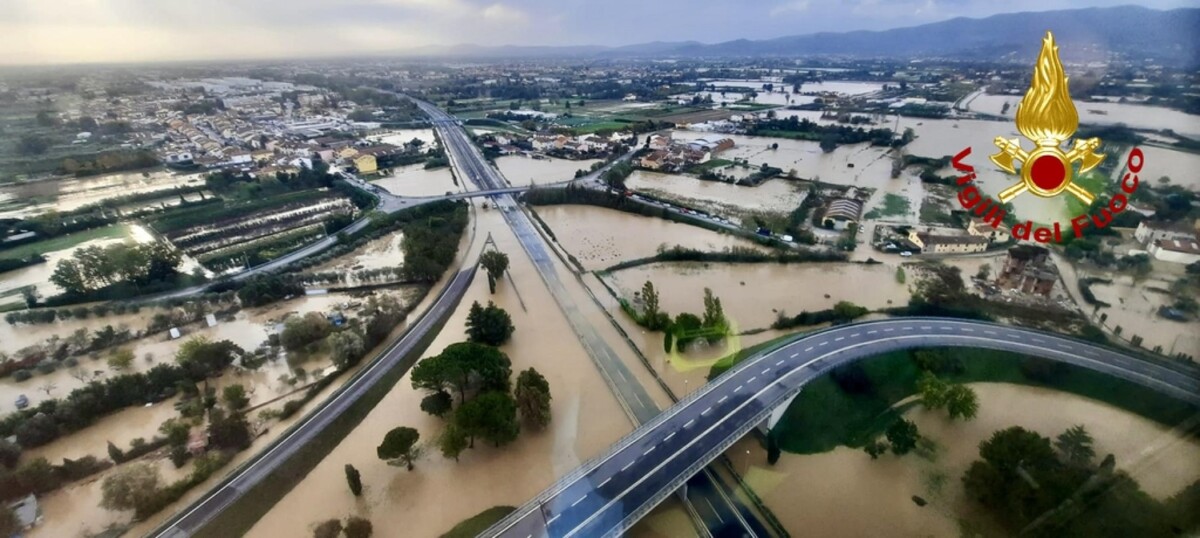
[1148, 237, 1200, 265]
[1134, 220, 1195, 246]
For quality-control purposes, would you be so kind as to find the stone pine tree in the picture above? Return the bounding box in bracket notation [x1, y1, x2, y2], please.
[480, 250, 510, 294]
[344, 463, 362, 496]
[377, 427, 421, 471]
[465, 301, 515, 346]
[515, 368, 552, 428]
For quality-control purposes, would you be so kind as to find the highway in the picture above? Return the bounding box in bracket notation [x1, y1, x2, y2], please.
[484, 317, 1200, 538]
[149, 264, 478, 537]
[420, 101, 771, 537]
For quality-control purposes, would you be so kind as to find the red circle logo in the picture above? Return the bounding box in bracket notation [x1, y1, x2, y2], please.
[1029, 154, 1067, 191]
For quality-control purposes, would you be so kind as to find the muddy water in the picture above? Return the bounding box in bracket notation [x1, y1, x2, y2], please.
[1089, 275, 1200, 355]
[669, 131, 897, 191]
[624, 170, 807, 216]
[0, 233, 129, 298]
[494, 156, 601, 187]
[607, 261, 911, 332]
[310, 230, 407, 276]
[0, 170, 204, 219]
[246, 206, 634, 538]
[368, 128, 439, 148]
[727, 382, 1200, 537]
[532, 205, 765, 270]
[967, 94, 1200, 139]
[896, 116, 1072, 223]
[1116, 145, 1200, 191]
[371, 164, 459, 197]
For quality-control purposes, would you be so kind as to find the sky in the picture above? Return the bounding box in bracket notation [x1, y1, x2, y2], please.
[1, 0, 1195, 65]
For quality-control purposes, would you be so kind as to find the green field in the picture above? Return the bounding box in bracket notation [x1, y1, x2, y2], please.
[440, 506, 515, 538]
[1066, 169, 1111, 217]
[864, 193, 911, 219]
[0, 224, 130, 260]
[768, 348, 1198, 454]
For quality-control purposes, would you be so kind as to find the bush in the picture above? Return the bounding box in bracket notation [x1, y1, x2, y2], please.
[35, 362, 56, 375]
[11, 370, 30, 382]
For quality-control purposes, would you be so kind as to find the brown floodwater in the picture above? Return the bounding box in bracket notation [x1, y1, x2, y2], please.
[607, 261, 911, 331]
[494, 155, 601, 187]
[532, 205, 765, 271]
[371, 164, 460, 197]
[726, 382, 1200, 537]
[966, 94, 1200, 139]
[0, 169, 204, 219]
[246, 206, 635, 537]
[624, 169, 807, 216]
[1087, 275, 1200, 356]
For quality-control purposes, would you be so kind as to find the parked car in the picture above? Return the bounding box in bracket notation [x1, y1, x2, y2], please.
[900, 251, 913, 257]
[14, 395, 29, 409]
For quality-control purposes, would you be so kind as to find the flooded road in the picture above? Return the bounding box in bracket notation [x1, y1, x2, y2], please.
[727, 382, 1200, 537]
[532, 205, 766, 270]
[494, 156, 601, 187]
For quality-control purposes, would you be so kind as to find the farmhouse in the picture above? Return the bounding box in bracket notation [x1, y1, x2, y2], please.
[1148, 237, 1200, 265]
[997, 244, 1058, 296]
[821, 198, 864, 230]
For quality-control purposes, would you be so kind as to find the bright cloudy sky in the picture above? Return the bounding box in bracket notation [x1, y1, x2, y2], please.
[1, 0, 1194, 64]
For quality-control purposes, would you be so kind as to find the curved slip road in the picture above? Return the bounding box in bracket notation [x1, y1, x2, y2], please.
[484, 317, 1200, 538]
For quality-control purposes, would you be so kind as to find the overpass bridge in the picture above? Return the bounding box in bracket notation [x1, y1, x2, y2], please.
[483, 317, 1200, 537]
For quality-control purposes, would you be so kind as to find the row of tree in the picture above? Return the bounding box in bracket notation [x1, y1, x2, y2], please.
[50, 241, 182, 296]
[629, 281, 730, 350]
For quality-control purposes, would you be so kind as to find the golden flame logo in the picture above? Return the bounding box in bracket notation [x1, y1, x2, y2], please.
[991, 31, 1105, 205]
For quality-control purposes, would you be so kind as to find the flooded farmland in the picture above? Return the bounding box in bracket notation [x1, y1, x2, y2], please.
[494, 155, 601, 187]
[624, 169, 807, 216]
[0, 169, 204, 219]
[371, 163, 459, 197]
[728, 382, 1200, 537]
[606, 261, 911, 331]
[966, 93, 1200, 139]
[1087, 275, 1200, 355]
[245, 207, 635, 538]
[532, 205, 766, 270]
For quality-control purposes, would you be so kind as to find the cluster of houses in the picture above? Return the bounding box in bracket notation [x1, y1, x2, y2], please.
[477, 131, 628, 160]
[1134, 220, 1200, 265]
[638, 133, 735, 172]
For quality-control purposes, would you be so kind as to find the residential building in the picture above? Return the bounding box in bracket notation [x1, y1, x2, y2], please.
[1148, 237, 1200, 265]
[640, 150, 667, 170]
[967, 218, 1011, 244]
[1134, 220, 1195, 245]
[997, 244, 1058, 296]
[353, 154, 378, 174]
[909, 230, 988, 254]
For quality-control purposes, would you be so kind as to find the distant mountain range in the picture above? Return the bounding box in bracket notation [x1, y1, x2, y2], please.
[417, 5, 1200, 65]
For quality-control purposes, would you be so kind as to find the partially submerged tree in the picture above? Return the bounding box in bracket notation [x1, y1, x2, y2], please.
[515, 368, 552, 428]
[377, 427, 421, 471]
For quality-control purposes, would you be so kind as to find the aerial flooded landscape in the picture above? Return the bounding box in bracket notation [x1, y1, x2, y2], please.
[0, 2, 1198, 537]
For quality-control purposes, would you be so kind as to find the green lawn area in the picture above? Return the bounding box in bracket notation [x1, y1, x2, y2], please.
[685, 158, 735, 174]
[563, 120, 631, 135]
[864, 193, 911, 219]
[1066, 169, 1111, 217]
[0, 224, 130, 260]
[439, 506, 516, 538]
[769, 348, 1198, 454]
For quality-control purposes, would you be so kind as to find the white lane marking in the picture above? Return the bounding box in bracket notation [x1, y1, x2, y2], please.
[684, 419, 695, 428]
[984, 330, 998, 335]
[572, 494, 587, 507]
[599, 477, 611, 488]
[775, 360, 785, 366]
[867, 330, 877, 335]
[961, 327, 974, 332]
[790, 352, 799, 358]
[1012, 334, 1022, 340]
[748, 376, 757, 383]
[664, 432, 676, 442]
[804, 346, 813, 352]
[834, 337, 844, 342]
[920, 326, 932, 330]
[761, 368, 770, 375]
[718, 395, 728, 403]
[643, 446, 655, 456]
[851, 333, 860, 337]
[734, 385, 743, 392]
[902, 327, 913, 331]
[702, 407, 712, 415]
[818, 341, 828, 347]
[1057, 343, 1071, 350]
[1084, 350, 1098, 356]
[884, 328, 894, 332]
[1032, 338, 1046, 344]
[548, 514, 561, 525]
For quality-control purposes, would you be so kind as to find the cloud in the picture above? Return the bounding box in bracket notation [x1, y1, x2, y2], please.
[770, 1, 811, 16]
[481, 3, 528, 23]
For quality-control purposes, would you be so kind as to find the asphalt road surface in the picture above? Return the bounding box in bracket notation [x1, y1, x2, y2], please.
[484, 317, 1200, 538]
[422, 104, 769, 537]
[149, 265, 477, 538]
